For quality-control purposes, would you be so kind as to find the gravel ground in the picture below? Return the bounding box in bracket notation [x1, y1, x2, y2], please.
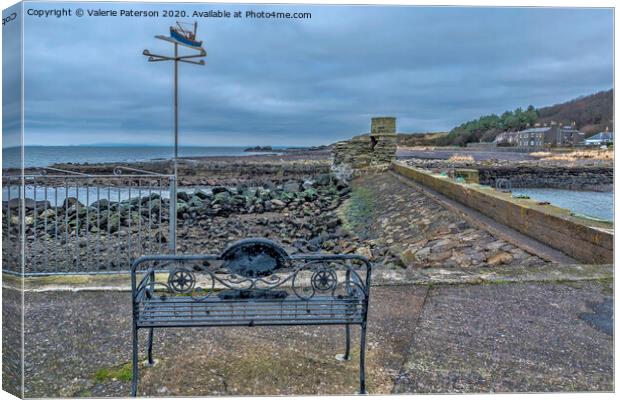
[6, 278, 611, 397]
[2, 288, 23, 398]
[393, 280, 613, 393]
[20, 286, 426, 397]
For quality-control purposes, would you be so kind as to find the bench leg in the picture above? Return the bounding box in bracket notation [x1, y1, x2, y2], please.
[359, 322, 367, 394]
[344, 324, 351, 360]
[147, 328, 155, 366]
[131, 325, 139, 397]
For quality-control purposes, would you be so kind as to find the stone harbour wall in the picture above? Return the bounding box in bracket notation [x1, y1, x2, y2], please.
[392, 161, 613, 264]
[478, 166, 613, 192]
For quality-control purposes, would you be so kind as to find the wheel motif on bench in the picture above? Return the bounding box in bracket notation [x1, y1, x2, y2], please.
[312, 269, 337, 292]
[168, 268, 196, 293]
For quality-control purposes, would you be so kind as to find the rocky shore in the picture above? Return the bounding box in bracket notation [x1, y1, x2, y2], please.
[2, 171, 356, 273]
[401, 158, 613, 192]
[30, 151, 333, 188]
[3, 148, 580, 274]
[477, 166, 613, 192]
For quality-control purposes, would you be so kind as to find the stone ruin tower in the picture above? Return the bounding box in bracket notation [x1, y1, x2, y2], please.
[333, 117, 397, 168]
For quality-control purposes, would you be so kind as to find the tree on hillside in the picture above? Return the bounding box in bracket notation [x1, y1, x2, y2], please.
[437, 105, 538, 146]
[434, 89, 612, 146]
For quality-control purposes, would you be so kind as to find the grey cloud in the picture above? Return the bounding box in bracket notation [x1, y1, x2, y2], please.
[17, 3, 614, 146]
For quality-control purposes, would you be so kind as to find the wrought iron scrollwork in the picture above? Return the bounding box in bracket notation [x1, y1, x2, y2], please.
[312, 268, 338, 291]
[167, 267, 196, 293]
[135, 240, 370, 303]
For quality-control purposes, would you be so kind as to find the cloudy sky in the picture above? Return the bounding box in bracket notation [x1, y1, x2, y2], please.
[13, 3, 615, 146]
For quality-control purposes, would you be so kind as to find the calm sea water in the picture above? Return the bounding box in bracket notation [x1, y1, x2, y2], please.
[2, 146, 281, 169]
[512, 188, 613, 221]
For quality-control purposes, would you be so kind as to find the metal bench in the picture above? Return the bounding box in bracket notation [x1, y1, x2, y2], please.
[130, 238, 372, 396]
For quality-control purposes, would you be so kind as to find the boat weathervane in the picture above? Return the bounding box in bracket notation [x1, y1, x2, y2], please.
[170, 21, 203, 48]
[142, 21, 207, 253]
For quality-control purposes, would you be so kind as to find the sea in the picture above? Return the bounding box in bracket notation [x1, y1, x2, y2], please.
[2, 146, 613, 223]
[512, 188, 613, 221]
[2, 145, 283, 169]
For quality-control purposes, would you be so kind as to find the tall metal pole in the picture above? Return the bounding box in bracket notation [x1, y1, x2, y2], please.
[172, 42, 179, 254]
[174, 42, 179, 180]
[143, 26, 206, 255]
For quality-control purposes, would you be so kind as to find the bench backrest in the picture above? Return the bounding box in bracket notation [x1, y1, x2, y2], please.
[131, 238, 372, 303]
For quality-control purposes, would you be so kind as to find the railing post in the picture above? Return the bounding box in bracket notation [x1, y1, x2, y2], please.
[169, 175, 177, 254]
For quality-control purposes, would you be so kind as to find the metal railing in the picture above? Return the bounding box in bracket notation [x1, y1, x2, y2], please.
[2, 167, 176, 275]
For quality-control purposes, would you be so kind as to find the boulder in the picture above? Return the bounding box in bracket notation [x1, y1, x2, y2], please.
[486, 251, 513, 266]
[212, 186, 231, 195]
[431, 239, 457, 253]
[149, 199, 162, 213]
[107, 214, 121, 233]
[62, 197, 83, 209]
[213, 191, 231, 206]
[302, 188, 318, 201]
[193, 190, 212, 200]
[39, 209, 56, 219]
[283, 180, 301, 193]
[280, 192, 296, 203]
[271, 199, 286, 208]
[176, 202, 189, 217]
[399, 248, 417, 266]
[187, 196, 204, 208]
[356, 246, 373, 260]
[66, 204, 87, 217]
[177, 191, 191, 202]
[140, 193, 160, 205]
[316, 174, 333, 187]
[302, 180, 315, 189]
[325, 218, 340, 229]
[427, 251, 452, 263]
[5, 198, 21, 209]
[90, 199, 110, 209]
[415, 247, 431, 261]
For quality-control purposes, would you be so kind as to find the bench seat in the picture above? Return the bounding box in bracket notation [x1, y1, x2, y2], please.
[137, 294, 365, 328]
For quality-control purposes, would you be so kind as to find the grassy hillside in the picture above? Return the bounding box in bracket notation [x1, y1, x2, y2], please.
[537, 90, 613, 135]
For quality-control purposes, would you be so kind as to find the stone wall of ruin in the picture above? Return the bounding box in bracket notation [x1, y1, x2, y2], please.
[333, 117, 397, 168]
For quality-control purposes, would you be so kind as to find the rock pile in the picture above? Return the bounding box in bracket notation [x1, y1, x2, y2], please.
[341, 172, 548, 269]
[175, 174, 350, 222]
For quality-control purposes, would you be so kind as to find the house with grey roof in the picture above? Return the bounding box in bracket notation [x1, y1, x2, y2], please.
[584, 130, 614, 146]
[494, 123, 584, 148]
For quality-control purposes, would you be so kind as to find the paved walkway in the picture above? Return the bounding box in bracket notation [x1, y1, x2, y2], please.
[394, 280, 613, 393]
[4, 278, 612, 397]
